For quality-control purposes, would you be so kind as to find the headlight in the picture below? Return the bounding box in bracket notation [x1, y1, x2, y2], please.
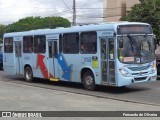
[119, 68, 130, 77]
[149, 68, 156, 74]
[151, 62, 156, 69]
[150, 62, 156, 74]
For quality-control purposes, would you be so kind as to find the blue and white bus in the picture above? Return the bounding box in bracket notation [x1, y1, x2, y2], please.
[3, 22, 157, 90]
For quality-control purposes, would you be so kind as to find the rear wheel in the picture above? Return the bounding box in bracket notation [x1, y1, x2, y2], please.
[83, 71, 96, 90]
[24, 66, 33, 82]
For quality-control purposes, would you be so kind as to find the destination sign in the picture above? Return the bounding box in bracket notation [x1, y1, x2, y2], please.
[117, 25, 152, 34]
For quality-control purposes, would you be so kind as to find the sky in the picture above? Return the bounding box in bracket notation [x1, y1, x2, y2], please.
[0, 0, 103, 25]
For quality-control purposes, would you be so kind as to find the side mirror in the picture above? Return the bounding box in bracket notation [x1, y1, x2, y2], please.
[119, 39, 123, 48]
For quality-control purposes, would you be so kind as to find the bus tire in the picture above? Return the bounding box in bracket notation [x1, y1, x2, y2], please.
[24, 66, 33, 82]
[83, 71, 96, 90]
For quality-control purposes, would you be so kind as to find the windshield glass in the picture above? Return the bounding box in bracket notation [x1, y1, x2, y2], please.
[118, 35, 155, 64]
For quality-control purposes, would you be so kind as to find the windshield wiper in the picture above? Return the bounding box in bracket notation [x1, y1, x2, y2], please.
[127, 35, 136, 53]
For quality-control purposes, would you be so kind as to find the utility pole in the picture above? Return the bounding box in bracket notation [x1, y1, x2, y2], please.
[73, 0, 76, 26]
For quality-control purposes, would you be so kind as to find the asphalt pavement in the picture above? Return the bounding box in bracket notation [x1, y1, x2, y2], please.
[0, 70, 160, 119]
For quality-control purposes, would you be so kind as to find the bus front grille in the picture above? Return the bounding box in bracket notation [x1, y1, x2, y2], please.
[128, 65, 150, 71]
[132, 72, 148, 76]
[134, 77, 147, 81]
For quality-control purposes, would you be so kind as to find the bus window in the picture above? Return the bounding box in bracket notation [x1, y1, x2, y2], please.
[59, 34, 62, 53]
[48, 41, 52, 58]
[4, 37, 13, 53]
[34, 35, 46, 53]
[109, 39, 114, 59]
[54, 41, 58, 58]
[80, 31, 97, 54]
[23, 36, 33, 53]
[63, 33, 79, 54]
[15, 41, 22, 57]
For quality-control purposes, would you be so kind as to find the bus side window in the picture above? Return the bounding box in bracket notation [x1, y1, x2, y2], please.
[34, 35, 46, 53]
[23, 36, 33, 53]
[80, 31, 97, 54]
[108, 38, 114, 59]
[4, 37, 13, 53]
[59, 34, 62, 53]
[48, 41, 52, 58]
[54, 41, 58, 58]
[63, 33, 79, 54]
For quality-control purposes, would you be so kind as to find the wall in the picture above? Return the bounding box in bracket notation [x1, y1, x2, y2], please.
[103, 0, 139, 22]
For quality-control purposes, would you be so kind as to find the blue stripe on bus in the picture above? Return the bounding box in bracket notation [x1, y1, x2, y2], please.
[58, 54, 71, 80]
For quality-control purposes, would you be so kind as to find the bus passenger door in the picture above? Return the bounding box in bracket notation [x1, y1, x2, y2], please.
[14, 41, 22, 75]
[108, 38, 115, 84]
[48, 40, 59, 80]
[101, 37, 115, 84]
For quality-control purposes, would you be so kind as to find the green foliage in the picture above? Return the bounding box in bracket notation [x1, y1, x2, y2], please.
[0, 25, 6, 43]
[120, 0, 160, 42]
[0, 16, 70, 43]
[4, 16, 71, 33]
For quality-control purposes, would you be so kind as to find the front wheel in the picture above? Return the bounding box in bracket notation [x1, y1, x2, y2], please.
[83, 71, 96, 90]
[24, 66, 33, 82]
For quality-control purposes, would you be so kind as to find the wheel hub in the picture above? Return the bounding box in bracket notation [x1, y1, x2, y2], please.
[26, 70, 31, 80]
[85, 76, 93, 86]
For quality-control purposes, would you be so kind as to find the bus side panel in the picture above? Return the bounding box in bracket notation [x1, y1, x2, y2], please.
[79, 54, 101, 85]
[23, 53, 54, 79]
[59, 54, 81, 82]
[23, 53, 34, 75]
[32, 53, 48, 79]
[3, 53, 16, 75]
[61, 54, 101, 84]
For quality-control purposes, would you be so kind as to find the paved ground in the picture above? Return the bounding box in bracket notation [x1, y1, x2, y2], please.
[0, 70, 160, 119]
[0, 80, 160, 120]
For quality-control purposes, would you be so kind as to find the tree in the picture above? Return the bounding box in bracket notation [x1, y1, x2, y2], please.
[5, 16, 71, 33]
[0, 25, 6, 43]
[120, 0, 160, 42]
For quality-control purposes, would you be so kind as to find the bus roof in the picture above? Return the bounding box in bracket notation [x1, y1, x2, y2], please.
[3, 22, 150, 37]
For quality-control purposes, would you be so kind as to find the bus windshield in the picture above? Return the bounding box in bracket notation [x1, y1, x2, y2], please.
[118, 35, 155, 64]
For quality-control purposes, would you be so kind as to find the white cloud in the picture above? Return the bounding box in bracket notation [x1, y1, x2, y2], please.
[0, 0, 103, 25]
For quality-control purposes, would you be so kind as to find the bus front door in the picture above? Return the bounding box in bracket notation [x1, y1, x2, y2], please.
[14, 41, 22, 75]
[48, 40, 59, 80]
[101, 37, 115, 85]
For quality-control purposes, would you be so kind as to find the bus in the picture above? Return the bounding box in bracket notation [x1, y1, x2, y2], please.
[0, 44, 3, 69]
[3, 22, 157, 90]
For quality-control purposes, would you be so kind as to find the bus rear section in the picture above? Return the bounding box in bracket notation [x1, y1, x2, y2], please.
[3, 37, 16, 74]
